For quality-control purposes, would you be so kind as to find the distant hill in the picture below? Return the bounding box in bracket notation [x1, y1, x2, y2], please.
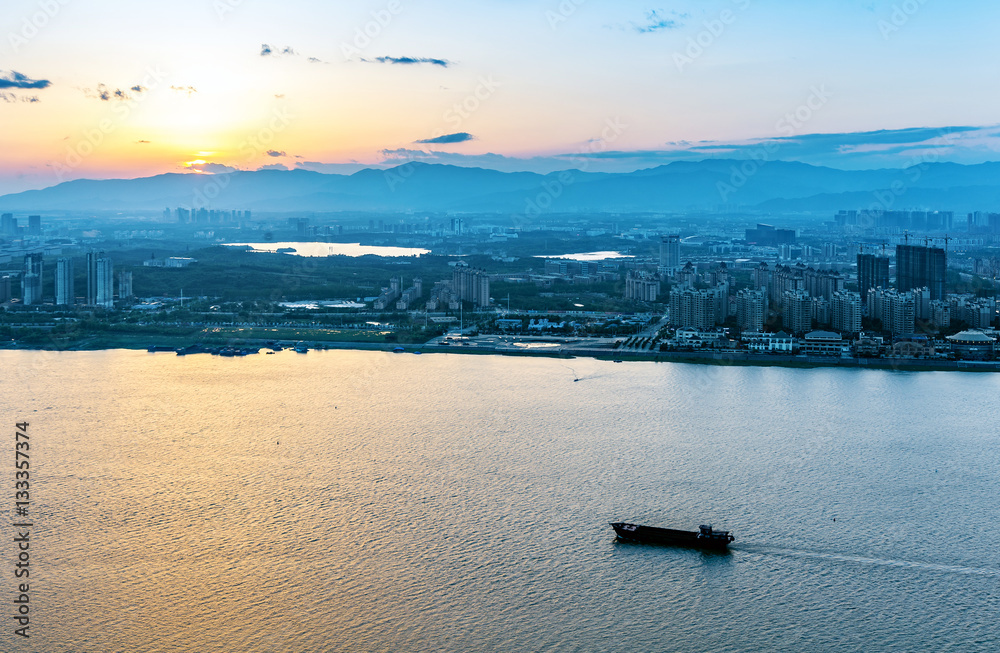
[2, 159, 999, 215]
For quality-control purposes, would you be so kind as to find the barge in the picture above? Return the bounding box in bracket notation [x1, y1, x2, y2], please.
[610, 522, 734, 550]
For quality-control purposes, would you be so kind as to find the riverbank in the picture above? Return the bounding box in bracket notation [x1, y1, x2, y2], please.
[3, 335, 999, 372]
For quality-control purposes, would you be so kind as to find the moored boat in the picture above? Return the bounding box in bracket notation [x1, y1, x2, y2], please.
[610, 522, 734, 550]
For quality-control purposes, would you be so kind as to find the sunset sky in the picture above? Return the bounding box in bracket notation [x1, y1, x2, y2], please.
[1, 0, 998, 195]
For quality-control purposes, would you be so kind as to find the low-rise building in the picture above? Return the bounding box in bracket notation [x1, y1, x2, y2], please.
[946, 330, 996, 360]
[742, 331, 797, 353]
[803, 330, 843, 356]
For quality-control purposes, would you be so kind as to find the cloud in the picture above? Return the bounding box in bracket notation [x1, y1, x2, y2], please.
[266, 150, 286, 157]
[0, 92, 41, 104]
[183, 161, 240, 174]
[372, 125, 1000, 174]
[379, 148, 540, 172]
[639, 10, 685, 33]
[171, 85, 197, 95]
[0, 70, 51, 90]
[549, 125, 1000, 171]
[261, 44, 326, 63]
[257, 163, 289, 171]
[88, 83, 148, 101]
[362, 56, 452, 68]
[619, 10, 686, 34]
[414, 132, 476, 145]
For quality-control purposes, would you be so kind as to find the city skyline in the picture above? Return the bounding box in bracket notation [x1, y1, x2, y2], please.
[2, 0, 1000, 195]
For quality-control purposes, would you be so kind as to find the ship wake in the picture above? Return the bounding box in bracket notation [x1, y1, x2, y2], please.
[742, 545, 1000, 577]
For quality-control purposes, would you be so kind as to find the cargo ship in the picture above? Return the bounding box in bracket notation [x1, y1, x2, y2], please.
[610, 522, 734, 550]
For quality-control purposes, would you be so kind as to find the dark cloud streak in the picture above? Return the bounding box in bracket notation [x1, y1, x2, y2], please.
[0, 70, 51, 89]
[415, 132, 476, 144]
[363, 56, 452, 68]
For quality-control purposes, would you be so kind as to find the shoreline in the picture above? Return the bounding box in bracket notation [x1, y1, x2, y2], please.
[3, 338, 998, 372]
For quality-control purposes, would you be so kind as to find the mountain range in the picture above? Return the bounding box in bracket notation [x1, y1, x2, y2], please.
[2, 159, 999, 215]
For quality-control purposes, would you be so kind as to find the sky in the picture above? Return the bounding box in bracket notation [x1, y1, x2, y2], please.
[1, 0, 999, 195]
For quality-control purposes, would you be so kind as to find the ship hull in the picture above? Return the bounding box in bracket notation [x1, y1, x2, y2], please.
[610, 522, 733, 551]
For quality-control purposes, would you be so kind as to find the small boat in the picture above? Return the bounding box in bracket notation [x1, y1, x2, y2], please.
[610, 522, 734, 550]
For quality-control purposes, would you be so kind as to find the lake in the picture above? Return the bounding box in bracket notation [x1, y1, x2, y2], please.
[226, 242, 432, 257]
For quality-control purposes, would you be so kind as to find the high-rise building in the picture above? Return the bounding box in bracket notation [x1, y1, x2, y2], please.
[22, 253, 43, 306]
[674, 261, 698, 289]
[896, 244, 946, 300]
[85, 251, 100, 305]
[782, 289, 812, 334]
[831, 291, 862, 334]
[669, 286, 726, 330]
[963, 300, 994, 329]
[752, 262, 771, 291]
[857, 253, 890, 302]
[28, 215, 41, 236]
[769, 263, 807, 306]
[736, 289, 767, 332]
[0, 275, 11, 303]
[745, 223, 796, 245]
[930, 300, 951, 330]
[911, 286, 931, 321]
[624, 271, 660, 302]
[659, 235, 680, 269]
[452, 266, 490, 307]
[118, 270, 133, 300]
[811, 297, 831, 326]
[56, 258, 75, 305]
[2, 213, 16, 237]
[95, 257, 114, 308]
[868, 288, 915, 336]
[804, 267, 844, 301]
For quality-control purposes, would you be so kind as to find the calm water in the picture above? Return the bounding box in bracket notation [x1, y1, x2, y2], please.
[2, 350, 999, 652]
[226, 242, 431, 257]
